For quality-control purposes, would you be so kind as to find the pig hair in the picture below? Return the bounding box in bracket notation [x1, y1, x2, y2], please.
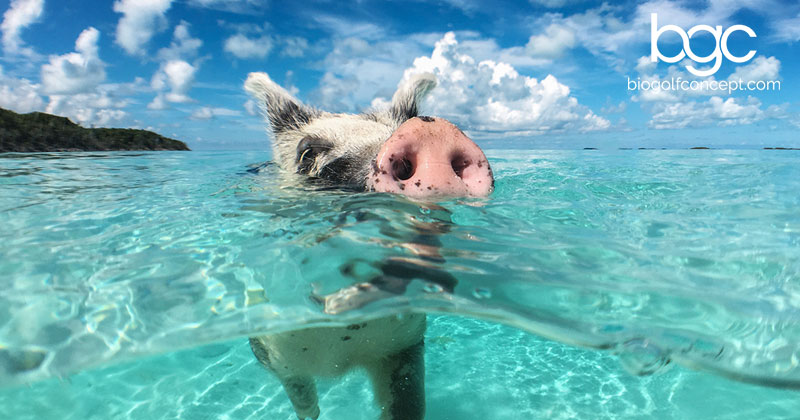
[389, 73, 436, 125]
[244, 72, 320, 133]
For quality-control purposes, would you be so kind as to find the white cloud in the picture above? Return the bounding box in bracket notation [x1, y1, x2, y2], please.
[439, 0, 480, 13]
[46, 91, 129, 126]
[223, 33, 271, 59]
[149, 59, 196, 106]
[2, 60, 131, 127]
[630, 39, 784, 129]
[149, 22, 201, 109]
[147, 94, 168, 110]
[0, 65, 44, 112]
[190, 106, 240, 120]
[728, 56, 780, 82]
[186, 0, 267, 13]
[532, 1, 770, 72]
[648, 96, 766, 129]
[243, 99, 257, 116]
[772, 13, 800, 42]
[157, 21, 202, 61]
[401, 32, 609, 136]
[634, 55, 656, 74]
[41, 78, 143, 127]
[311, 34, 432, 112]
[311, 31, 607, 135]
[455, 35, 552, 68]
[281, 36, 308, 57]
[529, 0, 569, 7]
[525, 24, 576, 58]
[602, 100, 627, 114]
[40, 27, 106, 95]
[0, 0, 43, 56]
[113, 0, 173, 56]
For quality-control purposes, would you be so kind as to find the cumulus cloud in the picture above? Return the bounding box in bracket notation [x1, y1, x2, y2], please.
[31, 27, 139, 127]
[399, 32, 609, 136]
[648, 96, 767, 129]
[0, 65, 44, 112]
[40, 27, 106, 95]
[46, 91, 129, 126]
[1, 0, 43, 55]
[628, 38, 786, 129]
[532, 1, 766, 72]
[728, 56, 781, 82]
[633, 50, 788, 131]
[113, 0, 173, 55]
[3, 60, 134, 127]
[39, 77, 144, 127]
[453, 35, 552, 68]
[223, 33, 271, 59]
[157, 21, 202, 61]
[634, 55, 656, 75]
[149, 23, 201, 109]
[190, 106, 240, 120]
[311, 34, 432, 112]
[602, 100, 627, 114]
[149, 59, 196, 107]
[525, 24, 576, 58]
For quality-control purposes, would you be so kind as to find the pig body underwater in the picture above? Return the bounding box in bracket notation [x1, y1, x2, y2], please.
[244, 72, 494, 420]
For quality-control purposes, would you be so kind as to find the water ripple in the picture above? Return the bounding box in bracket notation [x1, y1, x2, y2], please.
[1, 150, 799, 390]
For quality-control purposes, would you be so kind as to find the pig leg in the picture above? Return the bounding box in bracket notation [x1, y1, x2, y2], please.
[249, 338, 320, 420]
[366, 340, 425, 420]
[278, 376, 320, 420]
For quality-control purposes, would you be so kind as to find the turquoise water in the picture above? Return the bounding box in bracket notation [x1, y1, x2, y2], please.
[1, 150, 799, 418]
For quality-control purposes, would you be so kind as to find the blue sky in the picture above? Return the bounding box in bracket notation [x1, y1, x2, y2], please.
[1, 0, 799, 150]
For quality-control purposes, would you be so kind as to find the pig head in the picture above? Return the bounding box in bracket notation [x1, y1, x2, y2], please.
[244, 72, 493, 198]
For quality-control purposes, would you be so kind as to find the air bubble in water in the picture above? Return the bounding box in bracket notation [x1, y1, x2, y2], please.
[422, 283, 444, 293]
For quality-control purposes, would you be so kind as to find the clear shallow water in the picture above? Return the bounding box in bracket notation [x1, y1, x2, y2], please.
[1, 150, 799, 417]
[2, 316, 798, 420]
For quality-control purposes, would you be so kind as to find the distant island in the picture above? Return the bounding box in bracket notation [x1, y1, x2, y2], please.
[0, 107, 189, 152]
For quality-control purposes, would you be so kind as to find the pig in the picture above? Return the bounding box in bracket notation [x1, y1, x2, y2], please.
[244, 71, 494, 420]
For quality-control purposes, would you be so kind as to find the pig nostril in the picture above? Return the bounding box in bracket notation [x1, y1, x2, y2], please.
[451, 155, 471, 179]
[392, 156, 414, 181]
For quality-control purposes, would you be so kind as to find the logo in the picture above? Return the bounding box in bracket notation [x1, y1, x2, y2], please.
[650, 13, 757, 77]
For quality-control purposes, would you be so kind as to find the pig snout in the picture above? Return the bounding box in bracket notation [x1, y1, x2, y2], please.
[367, 117, 494, 198]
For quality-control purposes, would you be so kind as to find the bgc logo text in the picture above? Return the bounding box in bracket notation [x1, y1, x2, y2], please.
[650, 13, 757, 77]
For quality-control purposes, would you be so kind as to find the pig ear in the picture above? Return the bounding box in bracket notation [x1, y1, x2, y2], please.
[245, 72, 315, 132]
[389, 72, 436, 124]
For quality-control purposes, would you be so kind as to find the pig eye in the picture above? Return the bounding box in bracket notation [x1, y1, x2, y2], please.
[296, 136, 333, 174]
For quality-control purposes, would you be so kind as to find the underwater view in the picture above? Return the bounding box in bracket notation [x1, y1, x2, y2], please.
[1, 150, 799, 418]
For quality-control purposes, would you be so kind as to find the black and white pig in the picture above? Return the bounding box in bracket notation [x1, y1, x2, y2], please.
[244, 71, 494, 420]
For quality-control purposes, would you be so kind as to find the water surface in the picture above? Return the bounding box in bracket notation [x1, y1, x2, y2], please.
[1, 150, 799, 417]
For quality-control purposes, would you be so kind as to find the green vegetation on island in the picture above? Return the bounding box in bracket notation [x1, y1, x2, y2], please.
[0, 107, 189, 152]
